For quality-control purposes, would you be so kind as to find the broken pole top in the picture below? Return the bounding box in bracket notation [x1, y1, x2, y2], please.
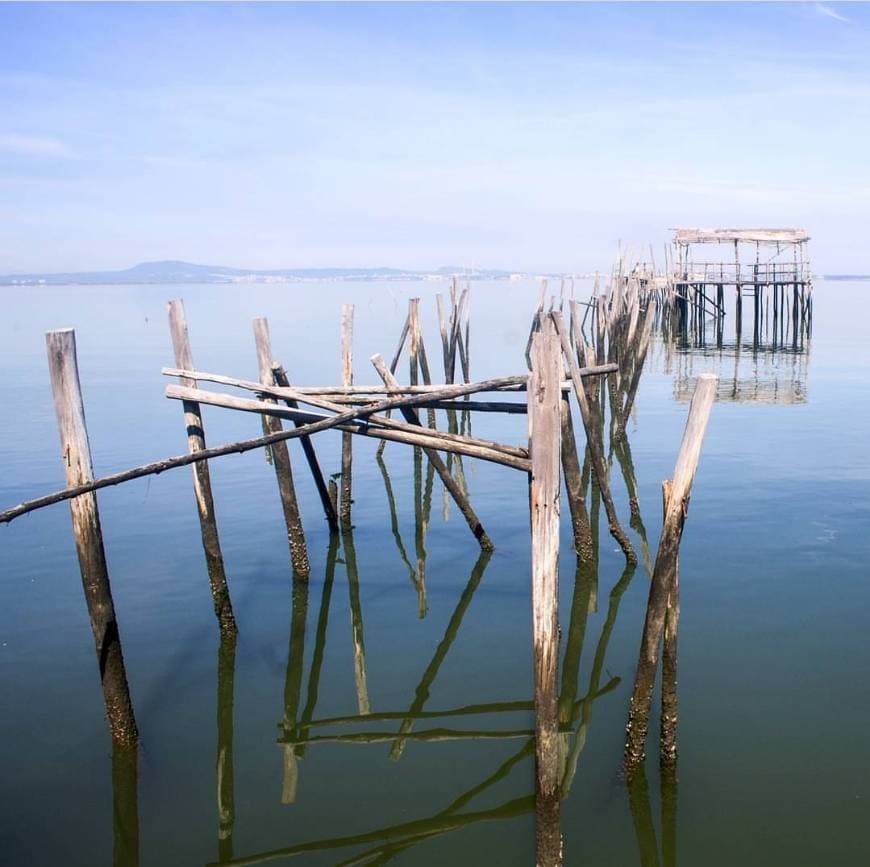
[672, 228, 810, 245]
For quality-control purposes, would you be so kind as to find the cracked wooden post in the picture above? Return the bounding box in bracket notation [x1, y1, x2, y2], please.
[528, 315, 563, 867]
[46, 328, 138, 747]
[167, 299, 236, 634]
[252, 318, 310, 577]
[624, 373, 717, 779]
[340, 304, 354, 528]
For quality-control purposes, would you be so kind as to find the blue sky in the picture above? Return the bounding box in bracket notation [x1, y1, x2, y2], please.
[1, 1, 868, 272]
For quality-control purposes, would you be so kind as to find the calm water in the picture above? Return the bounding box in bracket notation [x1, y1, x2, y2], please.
[1, 279, 869, 866]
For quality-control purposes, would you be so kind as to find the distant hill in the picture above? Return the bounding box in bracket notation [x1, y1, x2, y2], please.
[0, 260, 517, 286]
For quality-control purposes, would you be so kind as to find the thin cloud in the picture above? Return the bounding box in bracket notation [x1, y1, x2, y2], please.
[813, 3, 849, 23]
[0, 133, 72, 158]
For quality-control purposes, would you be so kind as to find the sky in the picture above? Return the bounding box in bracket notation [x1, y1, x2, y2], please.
[1, 1, 869, 273]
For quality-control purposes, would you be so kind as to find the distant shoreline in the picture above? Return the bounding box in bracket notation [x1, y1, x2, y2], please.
[0, 257, 866, 287]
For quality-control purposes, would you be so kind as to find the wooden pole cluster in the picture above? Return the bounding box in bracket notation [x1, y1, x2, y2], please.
[20, 280, 656, 820]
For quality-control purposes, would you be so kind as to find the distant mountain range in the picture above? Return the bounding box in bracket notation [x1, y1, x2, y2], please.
[0, 260, 519, 286]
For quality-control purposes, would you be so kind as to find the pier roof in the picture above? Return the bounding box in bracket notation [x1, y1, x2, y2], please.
[673, 228, 810, 245]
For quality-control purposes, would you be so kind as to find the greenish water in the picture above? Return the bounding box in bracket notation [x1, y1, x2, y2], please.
[1, 279, 868, 866]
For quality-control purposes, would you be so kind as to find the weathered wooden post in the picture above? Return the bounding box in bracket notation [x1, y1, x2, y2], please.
[624, 374, 718, 778]
[167, 299, 236, 634]
[46, 328, 138, 747]
[253, 318, 310, 577]
[528, 315, 563, 867]
[340, 304, 354, 528]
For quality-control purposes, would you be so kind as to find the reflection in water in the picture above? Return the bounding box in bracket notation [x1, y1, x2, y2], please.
[203, 308, 674, 865]
[217, 634, 237, 858]
[388, 549, 492, 761]
[297, 534, 339, 751]
[281, 574, 309, 803]
[628, 765, 660, 867]
[343, 526, 371, 716]
[111, 743, 139, 867]
[659, 292, 811, 406]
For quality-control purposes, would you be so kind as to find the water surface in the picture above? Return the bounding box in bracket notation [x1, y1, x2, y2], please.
[1, 278, 868, 865]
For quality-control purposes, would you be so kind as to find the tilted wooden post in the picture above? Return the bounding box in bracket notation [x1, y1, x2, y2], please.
[340, 304, 354, 528]
[46, 328, 138, 747]
[528, 315, 563, 867]
[167, 299, 236, 633]
[252, 318, 310, 577]
[624, 373, 718, 778]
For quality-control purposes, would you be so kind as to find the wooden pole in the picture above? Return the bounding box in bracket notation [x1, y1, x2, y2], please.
[528, 316, 563, 867]
[167, 299, 236, 634]
[252, 319, 309, 578]
[372, 355, 493, 550]
[624, 374, 717, 778]
[270, 365, 339, 532]
[45, 328, 138, 747]
[551, 312, 636, 564]
[660, 480, 679, 767]
[340, 304, 354, 528]
[560, 396, 593, 560]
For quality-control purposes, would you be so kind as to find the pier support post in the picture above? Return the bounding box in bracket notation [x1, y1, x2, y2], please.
[624, 374, 717, 778]
[253, 318, 310, 577]
[46, 328, 138, 747]
[167, 299, 236, 634]
[528, 315, 563, 867]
